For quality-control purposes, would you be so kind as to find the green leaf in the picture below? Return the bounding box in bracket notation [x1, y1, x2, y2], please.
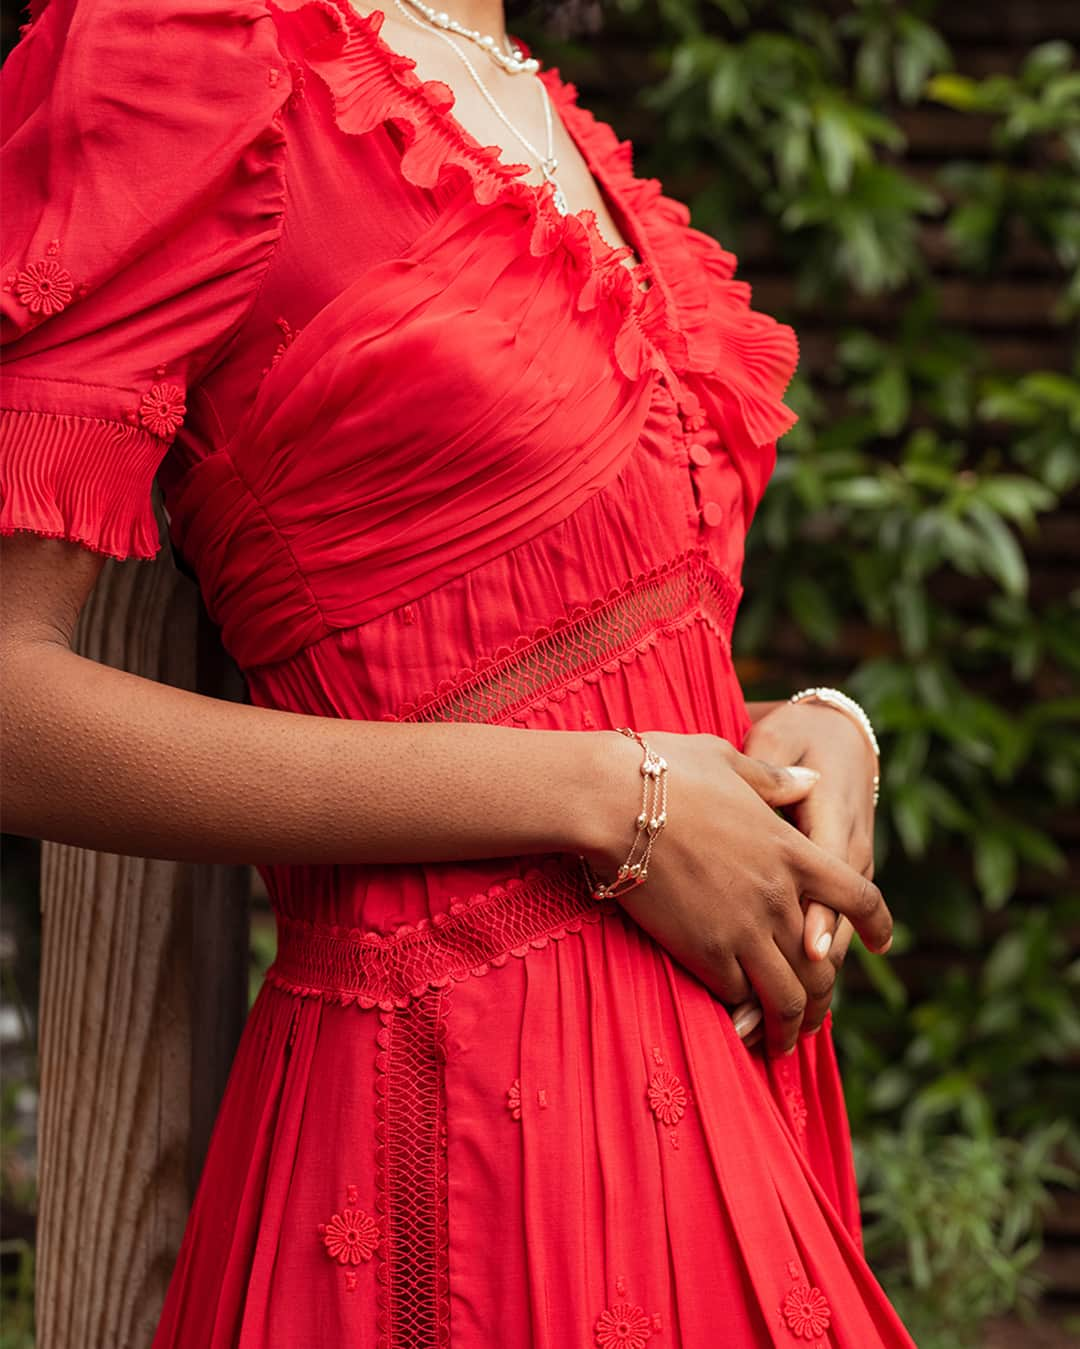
[965, 501, 1029, 597]
[974, 831, 1018, 909]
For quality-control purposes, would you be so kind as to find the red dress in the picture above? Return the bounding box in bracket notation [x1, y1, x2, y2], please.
[1, 2, 915, 1345]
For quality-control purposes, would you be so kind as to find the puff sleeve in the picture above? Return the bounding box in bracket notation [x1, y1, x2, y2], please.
[0, 0, 289, 560]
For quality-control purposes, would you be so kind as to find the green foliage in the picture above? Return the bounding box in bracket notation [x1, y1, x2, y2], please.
[856, 1122, 1080, 1348]
[0, 1238, 35, 1349]
[535, 0, 1080, 1335]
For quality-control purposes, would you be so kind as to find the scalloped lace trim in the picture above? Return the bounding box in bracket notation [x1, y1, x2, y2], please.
[266, 859, 617, 1010]
[384, 546, 740, 725]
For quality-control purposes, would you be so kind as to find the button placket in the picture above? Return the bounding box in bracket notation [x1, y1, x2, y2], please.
[671, 382, 724, 536]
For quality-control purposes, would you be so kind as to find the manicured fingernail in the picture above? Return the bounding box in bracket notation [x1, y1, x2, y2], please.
[815, 931, 833, 958]
[734, 1006, 762, 1038]
[786, 766, 820, 785]
[783, 1044, 798, 1057]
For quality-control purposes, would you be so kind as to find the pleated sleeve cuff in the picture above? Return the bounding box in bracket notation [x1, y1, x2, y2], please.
[0, 407, 166, 561]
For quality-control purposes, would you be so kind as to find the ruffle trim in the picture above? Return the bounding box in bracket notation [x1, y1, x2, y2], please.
[0, 407, 164, 560]
[266, 858, 618, 1010]
[544, 72, 801, 451]
[268, 0, 687, 382]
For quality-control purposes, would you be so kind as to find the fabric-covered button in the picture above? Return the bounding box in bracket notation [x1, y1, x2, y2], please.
[688, 443, 712, 468]
[702, 500, 724, 527]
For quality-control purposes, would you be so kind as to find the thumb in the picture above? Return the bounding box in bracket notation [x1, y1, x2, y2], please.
[729, 751, 820, 807]
[804, 899, 840, 961]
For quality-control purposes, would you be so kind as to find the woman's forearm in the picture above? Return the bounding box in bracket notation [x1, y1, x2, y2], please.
[745, 699, 784, 723]
[0, 635, 638, 866]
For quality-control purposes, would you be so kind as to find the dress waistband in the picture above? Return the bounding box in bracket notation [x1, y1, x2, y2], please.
[265, 860, 618, 1011]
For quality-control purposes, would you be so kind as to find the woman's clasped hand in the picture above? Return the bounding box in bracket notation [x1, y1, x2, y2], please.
[582, 729, 893, 1058]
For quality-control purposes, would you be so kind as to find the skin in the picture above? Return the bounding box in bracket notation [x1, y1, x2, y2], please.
[0, 535, 891, 1059]
[0, 0, 891, 1056]
[735, 700, 879, 1048]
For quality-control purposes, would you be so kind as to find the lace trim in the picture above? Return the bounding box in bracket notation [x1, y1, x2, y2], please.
[375, 989, 451, 1347]
[384, 547, 740, 726]
[266, 859, 617, 1011]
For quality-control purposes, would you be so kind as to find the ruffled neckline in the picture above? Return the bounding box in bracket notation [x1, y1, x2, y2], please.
[270, 0, 799, 448]
[270, 0, 688, 381]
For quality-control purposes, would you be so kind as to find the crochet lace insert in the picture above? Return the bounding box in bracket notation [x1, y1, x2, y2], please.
[389, 547, 741, 725]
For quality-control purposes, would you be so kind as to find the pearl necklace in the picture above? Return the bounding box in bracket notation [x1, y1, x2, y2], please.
[398, 0, 539, 74]
[388, 0, 570, 213]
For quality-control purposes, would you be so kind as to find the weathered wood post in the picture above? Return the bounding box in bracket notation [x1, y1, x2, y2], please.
[34, 494, 250, 1349]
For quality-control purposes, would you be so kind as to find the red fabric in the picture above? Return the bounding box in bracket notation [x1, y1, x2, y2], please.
[1, 2, 914, 1345]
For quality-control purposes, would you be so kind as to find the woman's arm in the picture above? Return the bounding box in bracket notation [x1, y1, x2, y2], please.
[745, 700, 785, 723]
[1, 533, 893, 1056]
[0, 533, 624, 865]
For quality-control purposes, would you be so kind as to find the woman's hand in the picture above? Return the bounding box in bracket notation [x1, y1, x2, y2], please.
[742, 700, 879, 1034]
[581, 730, 893, 1057]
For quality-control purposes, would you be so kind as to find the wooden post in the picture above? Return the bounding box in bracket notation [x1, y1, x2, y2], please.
[34, 509, 250, 1349]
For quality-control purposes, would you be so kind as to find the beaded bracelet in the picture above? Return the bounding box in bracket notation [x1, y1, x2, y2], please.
[789, 686, 881, 806]
[580, 727, 669, 900]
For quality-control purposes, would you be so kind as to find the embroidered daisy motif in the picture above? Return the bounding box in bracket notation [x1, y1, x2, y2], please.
[318, 1208, 380, 1265]
[14, 259, 74, 316]
[138, 382, 186, 438]
[782, 1284, 831, 1339]
[786, 1086, 808, 1137]
[507, 1078, 522, 1121]
[647, 1068, 687, 1126]
[594, 1301, 652, 1348]
[270, 315, 299, 367]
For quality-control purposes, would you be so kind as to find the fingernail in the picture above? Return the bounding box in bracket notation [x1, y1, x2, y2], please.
[786, 766, 820, 785]
[783, 1044, 798, 1057]
[815, 931, 833, 958]
[878, 934, 894, 955]
[734, 1006, 762, 1038]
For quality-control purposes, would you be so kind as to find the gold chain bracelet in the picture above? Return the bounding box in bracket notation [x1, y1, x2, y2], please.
[580, 727, 669, 900]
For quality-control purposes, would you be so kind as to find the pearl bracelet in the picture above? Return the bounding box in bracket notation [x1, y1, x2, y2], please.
[580, 728, 668, 900]
[789, 687, 881, 806]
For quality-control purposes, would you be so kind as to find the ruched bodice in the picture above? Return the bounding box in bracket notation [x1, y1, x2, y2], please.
[1, 3, 913, 1344]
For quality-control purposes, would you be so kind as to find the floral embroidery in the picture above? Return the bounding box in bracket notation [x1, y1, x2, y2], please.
[14, 259, 74, 316]
[286, 60, 307, 110]
[318, 1207, 380, 1265]
[647, 1069, 687, 1126]
[138, 382, 186, 437]
[595, 1302, 653, 1348]
[271, 315, 299, 367]
[786, 1087, 808, 1138]
[507, 1078, 522, 1121]
[782, 1284, 831, 1339]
